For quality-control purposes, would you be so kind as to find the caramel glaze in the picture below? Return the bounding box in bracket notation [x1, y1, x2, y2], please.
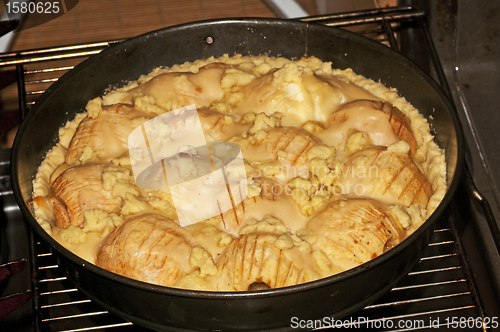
[33, 57, 439, 291]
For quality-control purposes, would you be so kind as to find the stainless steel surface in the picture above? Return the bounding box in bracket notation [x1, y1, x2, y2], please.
[0, 148, 33, 331]
[1, 5, 499, 331]
[439, 1, 500, 217]
[411, 0, 500, 252]
[415, 0, 500, 320]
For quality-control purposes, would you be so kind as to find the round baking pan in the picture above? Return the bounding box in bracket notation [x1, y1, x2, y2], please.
[11, 18, 464, 331]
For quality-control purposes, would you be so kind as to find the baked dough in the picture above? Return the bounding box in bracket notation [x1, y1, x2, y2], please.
[32, 55, 446, 291]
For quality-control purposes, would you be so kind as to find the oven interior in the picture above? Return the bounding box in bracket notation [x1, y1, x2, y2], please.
[1, 3, 500, 331]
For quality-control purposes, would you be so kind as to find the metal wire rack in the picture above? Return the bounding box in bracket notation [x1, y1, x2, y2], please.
[0, 6, 495, 331]
[32, 216, 486, 331]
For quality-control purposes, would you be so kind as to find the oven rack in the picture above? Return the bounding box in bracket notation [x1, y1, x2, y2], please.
[32, 216, 486, 331]
[0, 6, 496, 331]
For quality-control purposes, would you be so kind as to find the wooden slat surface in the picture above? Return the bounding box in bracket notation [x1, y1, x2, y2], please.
[8, 0, 279, 51]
